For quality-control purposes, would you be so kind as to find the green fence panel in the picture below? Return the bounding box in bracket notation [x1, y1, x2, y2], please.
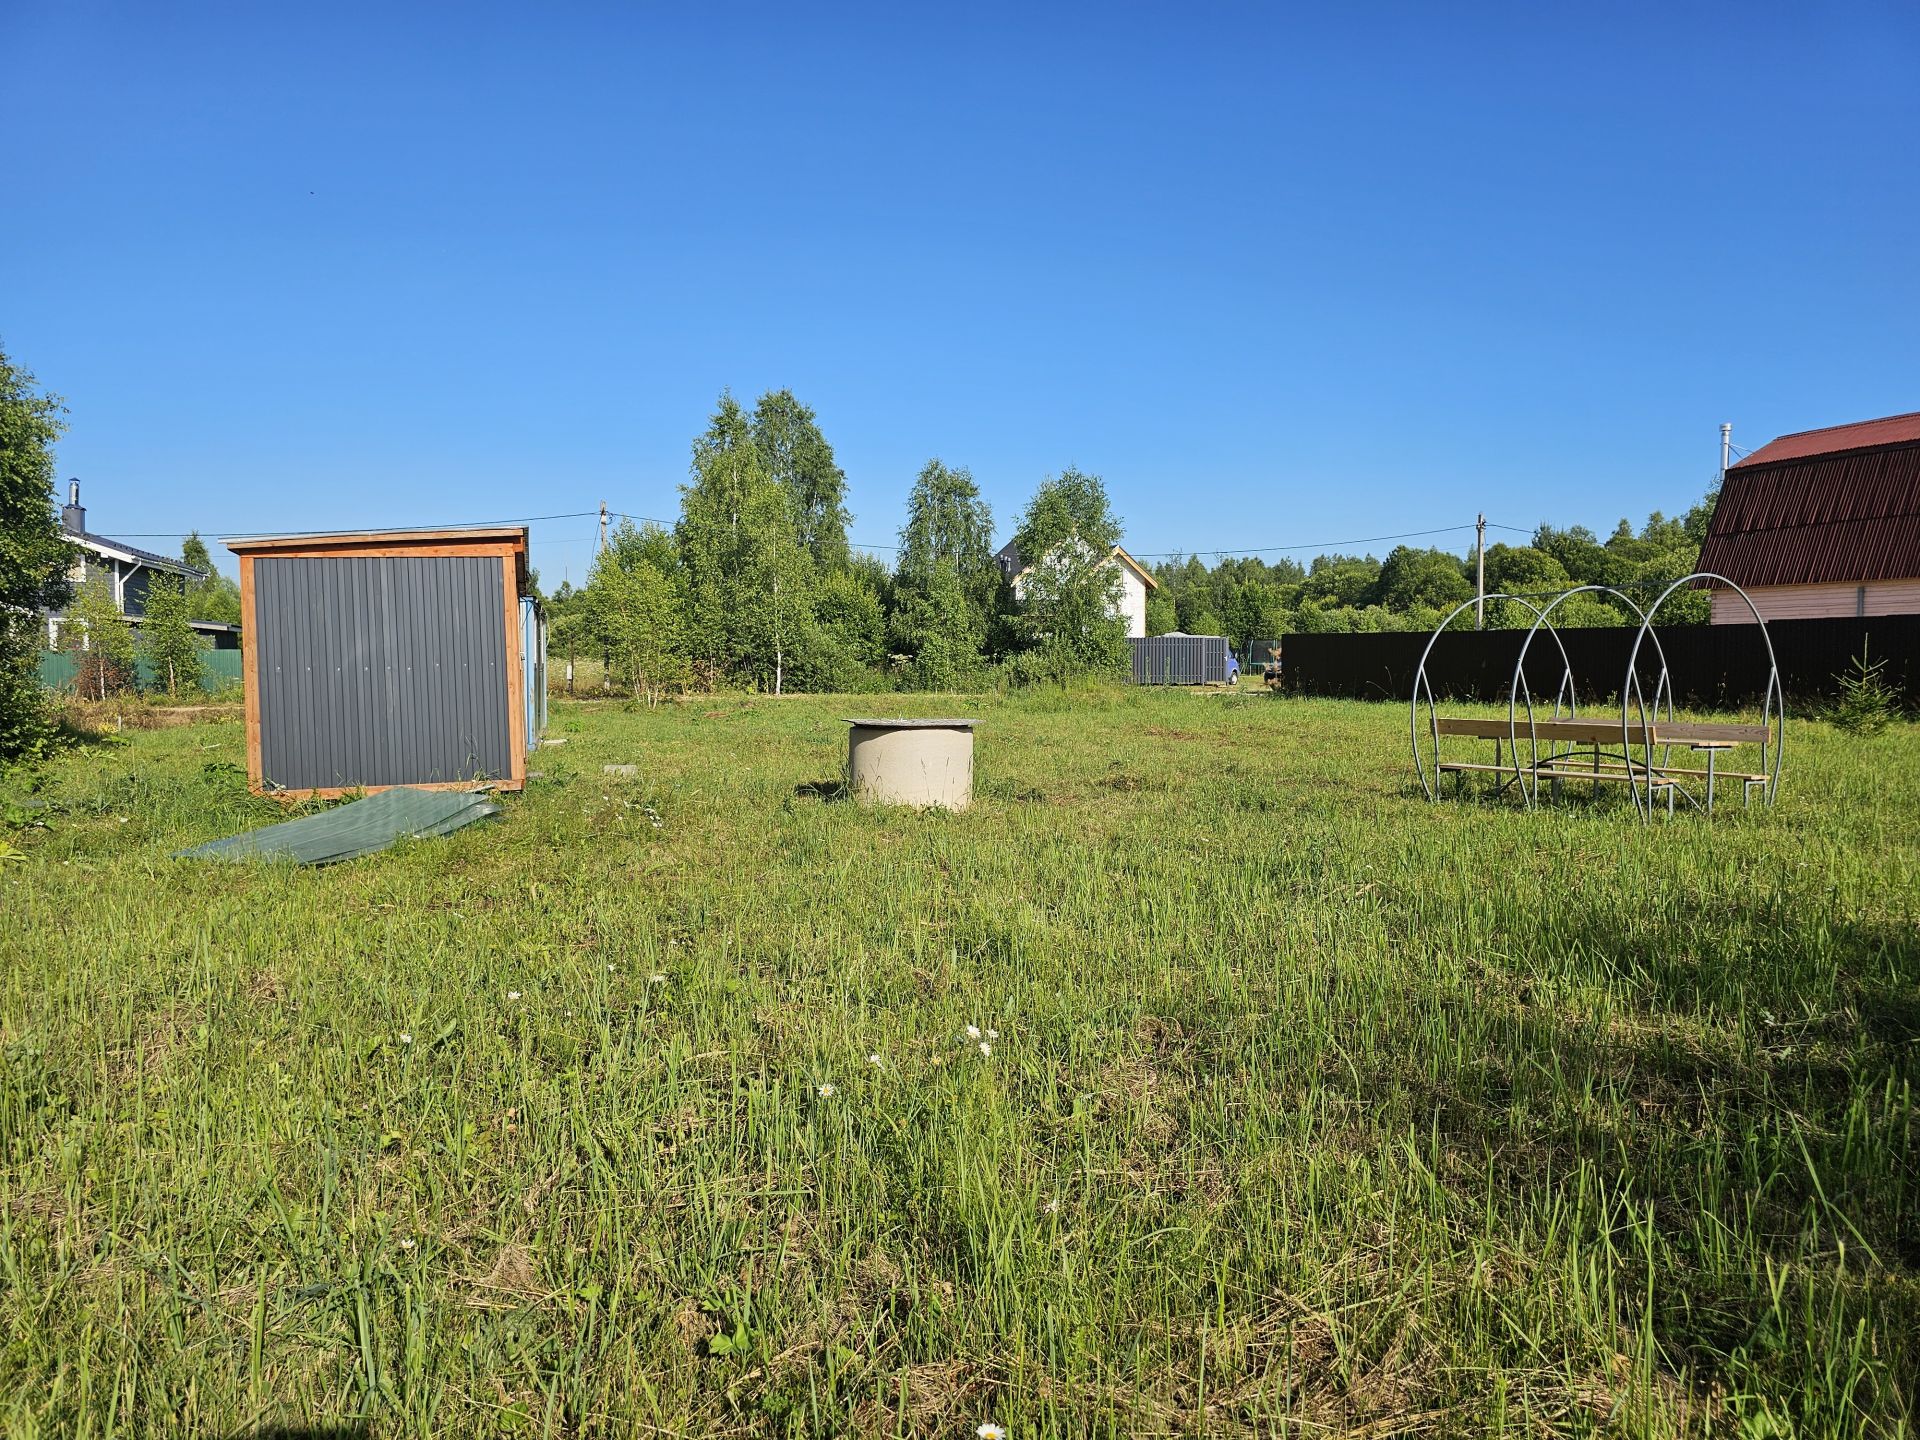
[37, 651, 77, 689]
[38, 648, 244, 695]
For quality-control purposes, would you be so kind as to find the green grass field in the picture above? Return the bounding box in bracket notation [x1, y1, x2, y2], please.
[2, 690, 1916, 1438]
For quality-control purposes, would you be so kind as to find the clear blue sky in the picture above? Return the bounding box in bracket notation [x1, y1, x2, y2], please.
[7, 2, 1917, 584]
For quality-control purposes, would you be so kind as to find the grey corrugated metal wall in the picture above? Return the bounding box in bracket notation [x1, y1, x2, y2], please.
[1129, 634, 1232, 684]
[255, 555, 512, 791]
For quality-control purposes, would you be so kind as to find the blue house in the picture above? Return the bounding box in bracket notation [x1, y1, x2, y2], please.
[43, 481, 241, 650]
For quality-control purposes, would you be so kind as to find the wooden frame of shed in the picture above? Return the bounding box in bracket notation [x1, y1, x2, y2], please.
[226, 526, 539, 800]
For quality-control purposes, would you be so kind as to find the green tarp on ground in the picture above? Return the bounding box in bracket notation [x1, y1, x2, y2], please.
[177, 786, 500, 865]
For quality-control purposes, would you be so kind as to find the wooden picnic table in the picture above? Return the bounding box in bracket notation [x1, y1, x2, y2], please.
[1431, 715, 1772, 812]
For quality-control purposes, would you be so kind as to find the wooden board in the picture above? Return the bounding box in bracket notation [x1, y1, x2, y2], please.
[1434, 717, 1769, 745]
[1436, 762, 1680, 786]
[1436, 760, 1767, 783]
[225, 527, 528, 552]
[249, 778, 525, 803]
[502, 552, 526, 787]
[239, 554, 262, 790]
[224, 542, 517, 561]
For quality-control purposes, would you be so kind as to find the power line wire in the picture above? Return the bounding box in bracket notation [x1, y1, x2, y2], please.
[94, 505, 1673, 570]
[1124, 523, 1483, 560]
[101, 510, 602, 539]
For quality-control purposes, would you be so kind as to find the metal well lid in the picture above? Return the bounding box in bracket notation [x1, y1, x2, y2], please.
[843, 718, 979, 729]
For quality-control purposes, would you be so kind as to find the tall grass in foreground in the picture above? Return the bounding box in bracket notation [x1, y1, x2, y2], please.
[0, 691, 1914, 1437]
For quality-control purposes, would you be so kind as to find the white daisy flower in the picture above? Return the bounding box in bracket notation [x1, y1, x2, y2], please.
[986, 1028, 999, 1040]
[965, 1024, 982, 1040]
[507, 990, 522, 1001]
[979, 1042, 992, 1058]
[398, 1237, 416, 1251]
[977, 1424, 1007, 1440]
[650, 973, 667, 986]
[398, 1032, 413, 1045]
[817, 1082, 835, 1099]
[868, 1053, 884, 1068]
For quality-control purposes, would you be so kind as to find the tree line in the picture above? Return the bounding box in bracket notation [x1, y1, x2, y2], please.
[548, 391, 1137, 700]
[1149, 498, 1718, 661]
[2, 339, 1726, 761]
[556, 389, 1721, 697]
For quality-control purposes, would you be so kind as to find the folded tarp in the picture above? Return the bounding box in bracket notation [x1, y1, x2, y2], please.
[177, 786, 500, 865]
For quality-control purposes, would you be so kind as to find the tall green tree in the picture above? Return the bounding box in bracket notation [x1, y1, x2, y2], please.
[64, 571, 135, 700]
[677, 394, 816, 692]
[584, 520, 686, 706]
[1376, 546, 1472, 611]
[0, 346, 73, 758]
[1144, 588, 1177, 636]
[1300, 553, 1381, 609]
[1007, 468, 1128, 680]
[803, 564, 889, 690]
[892, 563, 985, 690]
[898, 461, 995, 596]
[179, 532, 242, 625]
[751, 389, 850, 570]
[137, 575, 207, 696]
[893, 460, 996, 685]
[1482, 543, 1569, 594]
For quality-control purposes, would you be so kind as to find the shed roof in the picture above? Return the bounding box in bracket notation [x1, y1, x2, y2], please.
[224, 524, 529, 552]
[225, 524, 532, 587]
[1699, 415, 1920, 587]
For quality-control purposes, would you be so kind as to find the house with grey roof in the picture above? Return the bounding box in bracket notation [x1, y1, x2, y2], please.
[43, 481, 241, 649]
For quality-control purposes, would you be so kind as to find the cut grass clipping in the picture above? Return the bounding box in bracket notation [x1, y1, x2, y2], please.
[0, 690, 1915, 1437]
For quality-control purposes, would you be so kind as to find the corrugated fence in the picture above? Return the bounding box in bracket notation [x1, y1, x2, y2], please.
[1281, 615, 1920, 707]
[1129, 634, 1234, 685]
[39, 648, 245, 694]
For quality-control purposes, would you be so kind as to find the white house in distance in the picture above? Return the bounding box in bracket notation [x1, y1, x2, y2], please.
[993, 539, 1160, 638]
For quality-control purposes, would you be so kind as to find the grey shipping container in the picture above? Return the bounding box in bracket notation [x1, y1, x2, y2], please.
[1129, 633, 1235, 685]
[227, 526, 544, 798]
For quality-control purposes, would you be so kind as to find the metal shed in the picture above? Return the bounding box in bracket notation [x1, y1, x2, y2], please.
[226, 525, 545, 799]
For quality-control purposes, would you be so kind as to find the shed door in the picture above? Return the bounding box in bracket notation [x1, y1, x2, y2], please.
[254, 555, 512, 791]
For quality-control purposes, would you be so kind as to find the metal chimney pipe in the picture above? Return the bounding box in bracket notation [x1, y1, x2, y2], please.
[60, 479, 87, 534]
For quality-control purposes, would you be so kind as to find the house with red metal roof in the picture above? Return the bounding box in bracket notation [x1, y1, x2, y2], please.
[1697, 410, 1920, 624]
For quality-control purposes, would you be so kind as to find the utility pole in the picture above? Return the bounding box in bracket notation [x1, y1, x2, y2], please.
[1719, 423, 1732, 487]
[598, 501, 609, 552]
[1475, 512, 1487, 630]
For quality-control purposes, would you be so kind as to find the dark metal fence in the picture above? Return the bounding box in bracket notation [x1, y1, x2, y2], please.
[1281, 615, 1920, 707]
[1129, 634, 1234, 685]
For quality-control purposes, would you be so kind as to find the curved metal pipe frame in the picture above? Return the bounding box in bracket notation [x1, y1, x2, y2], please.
[1410, 593, 1550, 801]
[1508, 585, 1666, 811]
[1414, 576, 1783, 819]
[1623, 572, 1784, 822]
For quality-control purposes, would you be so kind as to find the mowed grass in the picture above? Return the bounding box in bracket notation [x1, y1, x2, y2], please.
[1, 689, 1916, 1439]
